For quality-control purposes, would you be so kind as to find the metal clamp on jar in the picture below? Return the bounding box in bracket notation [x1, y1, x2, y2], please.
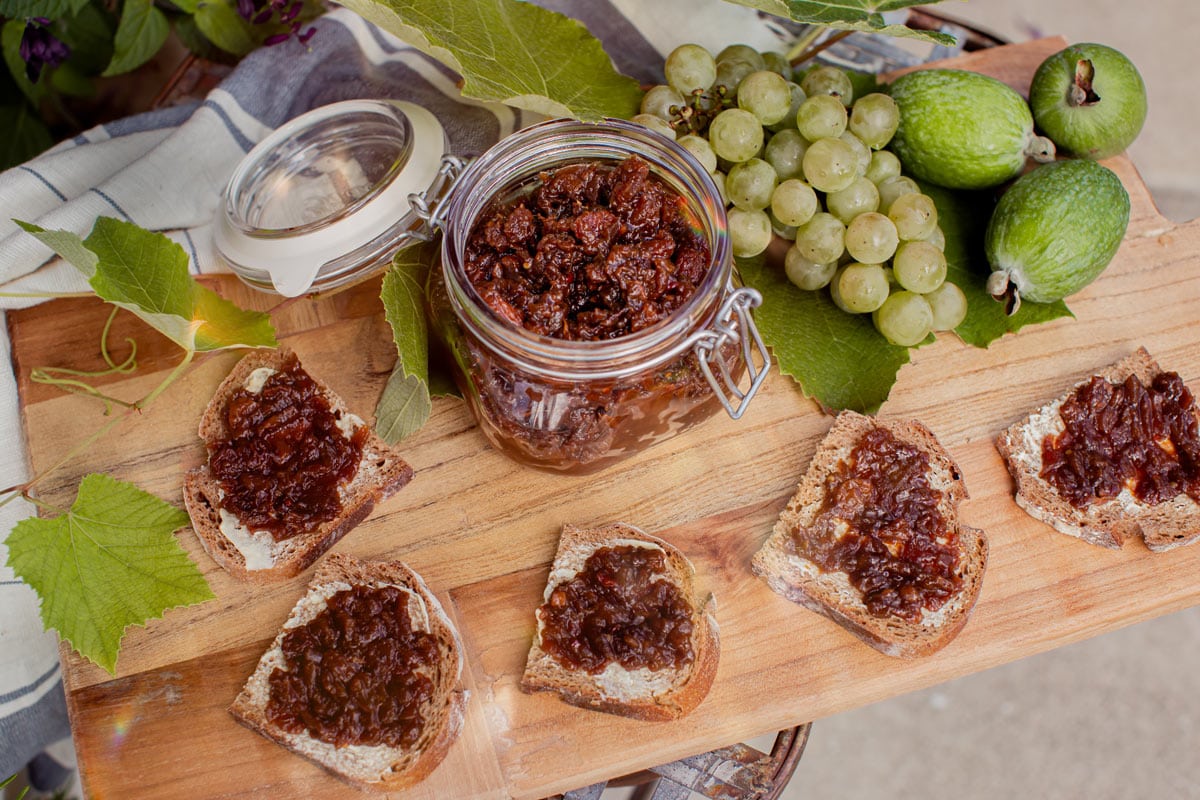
[423, 118, 770, 473]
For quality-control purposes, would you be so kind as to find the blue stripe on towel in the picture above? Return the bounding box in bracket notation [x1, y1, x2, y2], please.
[0, 679, 69, 781]
[89, 188, 132, 220]
[17, 167, 67, 202]
[0, 663, 58, 706]
[201, 99, 256, 153]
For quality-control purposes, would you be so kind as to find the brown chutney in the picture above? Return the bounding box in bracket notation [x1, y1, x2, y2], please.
[537, 545, 695, 673]
[265, 584, 439, 748]
[209, 353, 366, 540]
[463, 155, 711, 341]
[1041, 372, 1200, 508]
[793, 427, 962, 621]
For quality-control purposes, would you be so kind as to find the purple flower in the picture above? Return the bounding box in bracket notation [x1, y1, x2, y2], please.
[18, 17, 70, 84]
[235, 0, 317, 47]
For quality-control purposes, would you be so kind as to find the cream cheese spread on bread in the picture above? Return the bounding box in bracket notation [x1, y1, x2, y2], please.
[218, 505, 277, 571]
[244, 367, 276, 394]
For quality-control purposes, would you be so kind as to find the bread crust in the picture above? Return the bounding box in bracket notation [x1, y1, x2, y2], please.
[520, 522, 720, 721]
[183, 348, 413, 582]
[229, 554, 466, 790]
[995, 347, 1200, 552]
[751, 411, 987, 658]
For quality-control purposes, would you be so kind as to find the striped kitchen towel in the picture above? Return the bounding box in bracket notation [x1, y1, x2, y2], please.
[0, 0, 948, 784]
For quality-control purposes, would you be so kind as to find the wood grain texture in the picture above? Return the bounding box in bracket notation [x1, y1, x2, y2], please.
[10, 38, 1200, 800]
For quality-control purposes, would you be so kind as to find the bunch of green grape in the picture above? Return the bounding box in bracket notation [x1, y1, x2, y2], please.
[633, 43, 969, 347]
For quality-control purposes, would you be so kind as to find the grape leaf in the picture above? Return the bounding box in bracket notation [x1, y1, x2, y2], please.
[193, 0, 257, 57]
[16, 217, 277, 352]
[376, 241, 437, 443]
[725, 0, 957, 46]
[103, 0, 169, 76]
[333, 0, 643, 121]
[5, 474, 215, 674]
[922, 182, 1074, 348]
[375, 365, 430, 444]
[0, 0, 90, 17]
[0, 103, 53, 170]
[739, 253, 911, 412]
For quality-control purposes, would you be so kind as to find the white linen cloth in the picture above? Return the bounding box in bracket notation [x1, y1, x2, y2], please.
[0, 1, 941, 784]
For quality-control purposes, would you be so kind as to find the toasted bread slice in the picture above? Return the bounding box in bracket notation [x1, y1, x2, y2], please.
[183, 348, 413, 582]
[520, 523, 719, 721]
[752, 411, 987, 659]
[996, 347, 1200, 552]
[229, 554, 466, 790]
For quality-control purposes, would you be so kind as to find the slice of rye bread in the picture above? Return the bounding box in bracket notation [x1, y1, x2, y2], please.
[183, 347, 413, 583]
[520, 522, 720, 721]
[996, 347, 1200, 552]
[751, 411, 987, 659]
[229, 553, 467, 790]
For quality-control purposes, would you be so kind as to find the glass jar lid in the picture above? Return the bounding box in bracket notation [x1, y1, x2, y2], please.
[214, 99, 447, 297]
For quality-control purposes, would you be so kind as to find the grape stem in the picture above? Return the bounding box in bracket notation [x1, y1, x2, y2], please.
[788, 30, 853, 68]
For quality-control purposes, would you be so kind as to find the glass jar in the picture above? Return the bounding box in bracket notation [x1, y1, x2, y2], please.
[428, 118, 769, 474]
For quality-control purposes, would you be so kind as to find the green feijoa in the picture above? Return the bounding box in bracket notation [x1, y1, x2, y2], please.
[887, 69, 1055, 190]
[985, 159, 1130, 312]
[1029, 43, 1147, 160]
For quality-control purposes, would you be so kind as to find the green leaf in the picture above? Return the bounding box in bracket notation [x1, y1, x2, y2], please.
[725, 0, 957, 46]
[334, 0, 643, 121]
[15, 219, 99, 275]
[375, 365, 432, 444]
[170, 0, 201, 13]
[17, 218, 277, 352]
[194, 1, 257, 57]
[739, 253, 911, 412]
[0, 0, 90, 17]
[49, 61, 94, 96]
[58, 3, 117, 74]
[921, 182, 1074, 348]
[382, 242, 434, 383]
[0, 104, 52, 170]
[5, 474, 215, 674]
[103, 0, 169, 76]
[376, 241, 438, 442]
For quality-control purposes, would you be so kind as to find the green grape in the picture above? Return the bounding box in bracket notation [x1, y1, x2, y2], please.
[771, 178, 819, 227]
[640, 85, 685, 121]
[882, 265, 898, 289]
[665, 44, 717, 96]
[829, 265, 851, 312]
[873, 291, 933, 346]
[794, 212, 846, 264]
[864, 150, 902, 185]
[888, 191, 938, 240]
[761, 51, 792, 80]
[767, 82, 807, 132]
[839, 131, 871, 176]
[738, 70, 793, 126]
[630, 114, 677, 140]
[800, 65, 853, 107]
[924, 280, 968, 331]
[727, 207, 773, 257]
[801, 137, 857, 193]
[769, 210, 797, 239]
[923, 225, 946, 251]
[725, 158, 778, 211]
[848, 92, 900, 149]
[796, 94, 848, 141]
[716, 44, 766, 70]
[785, 246, 837, 290]
[835, 262, 890, 313]
[713, 170, 728, 205]
[677, 134, 718, 173]
[892, 240, 947, 293]
[714, 59, 757, 96]
[844, 211, 898, 263]
[708, 109, 764, 163]
[877, 175, 920, 213]
[826, 176, 879, 223]
[763, 129, 808, 180]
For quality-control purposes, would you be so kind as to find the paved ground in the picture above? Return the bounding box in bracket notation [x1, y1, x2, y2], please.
[784, 4, 1200, 798]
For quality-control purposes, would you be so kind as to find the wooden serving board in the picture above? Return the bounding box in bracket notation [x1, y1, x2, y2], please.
[12, 38, 1200, 800]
